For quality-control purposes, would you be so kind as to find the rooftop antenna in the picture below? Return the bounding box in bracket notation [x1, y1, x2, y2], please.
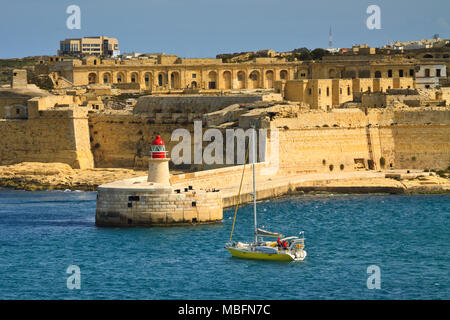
[329, 26, 333, 49]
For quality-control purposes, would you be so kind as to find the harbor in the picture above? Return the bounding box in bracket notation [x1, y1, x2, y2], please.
[0, 188, 448, 299]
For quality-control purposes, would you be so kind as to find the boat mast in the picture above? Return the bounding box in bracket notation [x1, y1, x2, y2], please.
[252, 127, 257, 244]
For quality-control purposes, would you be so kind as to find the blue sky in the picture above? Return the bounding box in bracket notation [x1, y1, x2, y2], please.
[0, 0, 449, 59]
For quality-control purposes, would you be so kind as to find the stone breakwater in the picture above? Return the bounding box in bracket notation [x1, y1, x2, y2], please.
[0, 162, 449, 196]
[172, 168, 450, 209]
[1, 162, 449, 227]
[94, 166, 449, 227]
[95, 176, 223, 227]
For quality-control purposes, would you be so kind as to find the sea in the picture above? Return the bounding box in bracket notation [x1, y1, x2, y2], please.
[0, 189, 448, 300]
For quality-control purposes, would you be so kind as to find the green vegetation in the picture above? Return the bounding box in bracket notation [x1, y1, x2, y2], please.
[0, 58, 37, 85]
[287, 48, 331, 61]
[0, 57, 55, 90]
[436, 167, 450, 178]
[27, 71, 54, 91]
[218, 47, 331, 63]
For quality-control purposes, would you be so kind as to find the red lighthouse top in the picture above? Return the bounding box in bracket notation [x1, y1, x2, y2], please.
[151, 135, 167, 158]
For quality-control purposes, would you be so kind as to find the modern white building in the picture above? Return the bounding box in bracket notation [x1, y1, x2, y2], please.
[415, 64, 447, 89]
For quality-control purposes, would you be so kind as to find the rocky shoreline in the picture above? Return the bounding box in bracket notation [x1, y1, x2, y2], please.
[0, 162, 147, 191]
[0, 162, 449, 195]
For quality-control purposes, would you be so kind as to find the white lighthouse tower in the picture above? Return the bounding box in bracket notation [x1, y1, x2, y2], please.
[147, 135, 171, 186]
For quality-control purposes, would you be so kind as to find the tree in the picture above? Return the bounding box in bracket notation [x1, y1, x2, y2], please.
[310, 48, 329, 60]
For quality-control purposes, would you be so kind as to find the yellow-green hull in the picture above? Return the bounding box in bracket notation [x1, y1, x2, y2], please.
[226, 247, 295, 261]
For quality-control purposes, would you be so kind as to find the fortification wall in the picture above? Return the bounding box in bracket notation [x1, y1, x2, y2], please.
[88, 113, 197, 169]
[0, 108, 94, 169]
[88, 107, 449, 172]
[270, 108, 450, 172]
[133, 95, 264, 114]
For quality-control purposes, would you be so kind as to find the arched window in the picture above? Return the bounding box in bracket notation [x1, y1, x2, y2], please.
[208, 71, 217, 89]
[223, 71, 232, 89]
[103, 73, 111, 84]
[144, 73, 151, 87]
[88, 73, 97, 84]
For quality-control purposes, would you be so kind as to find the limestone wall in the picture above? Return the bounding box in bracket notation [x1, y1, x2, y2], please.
[284, 78, 415, 108]
[88, 113, 197, 169]
[270, 107, 450, 172]
[0, 108, 94, 169]
[88, 107, 449, 173]
[96, 184, 222, 227]
[134, 95, 264, 114]
[170, 162, 272, 190]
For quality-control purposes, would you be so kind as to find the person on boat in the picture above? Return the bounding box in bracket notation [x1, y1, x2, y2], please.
[276, 238, 282, 248]
[282, 240, 288, 250]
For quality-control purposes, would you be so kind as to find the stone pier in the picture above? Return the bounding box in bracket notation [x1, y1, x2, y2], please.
[95, 176, 223, 227]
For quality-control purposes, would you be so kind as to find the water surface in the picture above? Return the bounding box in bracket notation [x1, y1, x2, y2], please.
[0, 189, 448, 299]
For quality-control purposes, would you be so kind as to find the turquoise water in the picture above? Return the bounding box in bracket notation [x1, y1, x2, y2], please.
[0, 189, 449, 300]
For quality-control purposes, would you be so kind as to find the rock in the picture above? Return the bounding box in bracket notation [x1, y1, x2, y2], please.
[0, 162, 147, 191]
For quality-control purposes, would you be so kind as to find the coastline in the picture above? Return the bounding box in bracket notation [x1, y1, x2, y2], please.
[1, 162, 448, 197]
[0, 162, 147, 191]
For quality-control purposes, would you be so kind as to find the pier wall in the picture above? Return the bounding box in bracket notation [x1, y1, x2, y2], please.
[95, 183, 223, 227]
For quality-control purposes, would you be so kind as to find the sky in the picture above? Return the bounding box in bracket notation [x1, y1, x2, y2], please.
[0, 0, 449, 59]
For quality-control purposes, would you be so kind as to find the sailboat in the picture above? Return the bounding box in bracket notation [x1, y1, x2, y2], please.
[225, 128, 307, 262]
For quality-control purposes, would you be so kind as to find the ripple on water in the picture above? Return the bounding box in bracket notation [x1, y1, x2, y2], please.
[0, 190, 449, 299]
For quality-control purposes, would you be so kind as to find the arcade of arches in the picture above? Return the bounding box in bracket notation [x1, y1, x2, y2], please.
[59, 53, 449, 91]
[76, 66, 296, 90]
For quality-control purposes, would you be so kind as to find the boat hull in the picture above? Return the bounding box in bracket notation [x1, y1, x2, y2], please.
[226, 247, 304, 261]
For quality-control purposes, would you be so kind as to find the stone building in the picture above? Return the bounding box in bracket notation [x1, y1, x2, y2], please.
[281, 78, 415, 110]
[39, 48, 450, 93]
[415, 64, 447, 89]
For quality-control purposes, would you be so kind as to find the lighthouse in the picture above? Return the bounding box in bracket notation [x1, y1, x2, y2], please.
[147, 135, 171, 186]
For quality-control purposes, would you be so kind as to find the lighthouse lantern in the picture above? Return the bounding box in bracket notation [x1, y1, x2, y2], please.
[151, 135, 167, 159]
